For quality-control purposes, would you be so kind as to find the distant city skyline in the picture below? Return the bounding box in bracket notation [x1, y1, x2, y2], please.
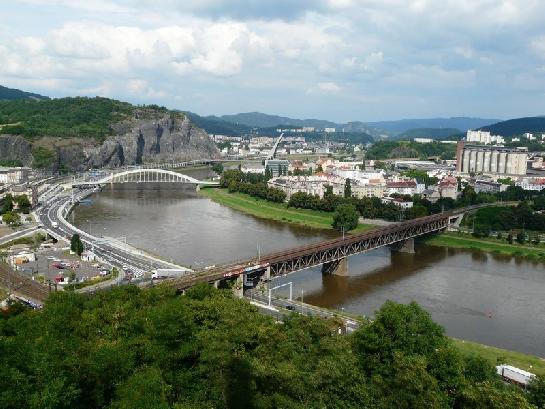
[2, 1, 545, 122]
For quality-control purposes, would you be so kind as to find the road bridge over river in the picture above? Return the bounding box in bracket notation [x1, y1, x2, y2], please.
[72, 168, 219, 188]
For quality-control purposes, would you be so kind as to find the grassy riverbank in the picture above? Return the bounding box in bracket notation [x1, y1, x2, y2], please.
[200, 188, 374, 233]
[422, 232, 545, 260]
[453, 338, 545, 376]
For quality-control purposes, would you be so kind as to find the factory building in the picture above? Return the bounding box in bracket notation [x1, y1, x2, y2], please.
[456, 141, 527, 176]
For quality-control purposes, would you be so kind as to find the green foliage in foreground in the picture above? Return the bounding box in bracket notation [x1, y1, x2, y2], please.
[0, 286, 534, 408]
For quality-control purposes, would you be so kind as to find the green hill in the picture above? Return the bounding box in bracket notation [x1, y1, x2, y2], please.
[480, 116, 545, 137]
[396, 127, 462, 140]
[0, 85, 49, 101]
[0, 97, 148, 141]
[184, 111, 253, 135]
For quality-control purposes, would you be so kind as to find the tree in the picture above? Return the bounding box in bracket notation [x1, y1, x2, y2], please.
[211, 163, 224, 175]
[507, 233, 514, 244]
[516, 231, 526, 244]
[528, 375, 545, 408]
[496, 232, 503, 240]
[264, 166, 272, 180]
[70, 233, 84, 256]
[13, 195, 31, 214]
[2, 210, 20, 226]
[332, 204, 359, 233]
[315, 164, 323, 173]
[533, 235, 541, 245]
[344, 178, 352, 198]
[2, 193, 13, 214]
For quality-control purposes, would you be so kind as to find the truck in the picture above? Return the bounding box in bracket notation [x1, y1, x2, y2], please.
[496, 365, 535, 387]
[51, 221, 58, 228]
[151, 269, 187, 280]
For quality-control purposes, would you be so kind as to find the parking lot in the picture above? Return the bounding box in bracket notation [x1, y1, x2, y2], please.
[16, 243, 111, 286]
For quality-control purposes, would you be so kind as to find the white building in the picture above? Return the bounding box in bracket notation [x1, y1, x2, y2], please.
[381, 197, 413, 209]
[517, 178, 545, 191]
[324, 127, 336, 133]
[385, 180, 418, 196]
[414, 138, 433, 143]
[0, 167, 30, 185]
[466, 130, 504, 145]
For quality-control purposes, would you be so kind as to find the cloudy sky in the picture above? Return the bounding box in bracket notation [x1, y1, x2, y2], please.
[2, 0, 545, 122]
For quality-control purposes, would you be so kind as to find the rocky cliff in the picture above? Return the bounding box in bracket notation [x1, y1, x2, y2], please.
[0, 113, 220, 170]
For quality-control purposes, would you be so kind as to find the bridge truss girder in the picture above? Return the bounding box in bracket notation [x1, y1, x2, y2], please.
[269, 217, 448, 276]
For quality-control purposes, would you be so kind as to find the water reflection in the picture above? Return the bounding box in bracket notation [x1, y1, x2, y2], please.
[72, 187, 545, 356]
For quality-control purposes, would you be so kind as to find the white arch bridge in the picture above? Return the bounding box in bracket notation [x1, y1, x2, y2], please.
[73, 168, 219, 188]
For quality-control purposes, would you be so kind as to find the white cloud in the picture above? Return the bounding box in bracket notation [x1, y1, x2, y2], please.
[3, 0, 545, 120]
[307, 82, 341, 94]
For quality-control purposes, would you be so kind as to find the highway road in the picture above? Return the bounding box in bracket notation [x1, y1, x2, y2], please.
[34, 186, 189, 291]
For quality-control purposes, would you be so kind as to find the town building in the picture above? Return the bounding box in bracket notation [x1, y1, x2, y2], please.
[0, 167, 30, 185]
[455, 141, 527, 176]
[474, 180, 509, 194]
[517, 178, 545, 191]
[352, 182, 385, 199]
[8, 184, 38, 207]
[466, 130, 505, 145]
[438, 176, 458, 199]
[381, 197, 414, 209]
[385, 180, 418, 196]
[265, 159, 290, 177]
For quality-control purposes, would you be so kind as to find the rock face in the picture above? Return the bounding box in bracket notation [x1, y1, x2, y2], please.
[0, 113, 220, 170]
[85, 114, 219, 168]
[0, 135, 33, 166]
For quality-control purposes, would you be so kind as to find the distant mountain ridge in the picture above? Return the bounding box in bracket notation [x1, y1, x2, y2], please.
[214, 112, 338, 129]
[0, 85, 49, 101]
[208, 112, 500, 136]
[366, 117, 500, 134]
[392, 128, 463, 140]
[479, 116, 545, 137]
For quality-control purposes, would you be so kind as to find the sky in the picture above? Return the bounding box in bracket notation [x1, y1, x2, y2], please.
[1, 0, 545, 122]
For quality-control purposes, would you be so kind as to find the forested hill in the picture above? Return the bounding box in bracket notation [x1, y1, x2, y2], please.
[0, 285, 537, 408]
[0, 97, 141, 140]
[0, 97, 219, 170]
[0, 85, 49, 101]
[480, 116, 545, 137]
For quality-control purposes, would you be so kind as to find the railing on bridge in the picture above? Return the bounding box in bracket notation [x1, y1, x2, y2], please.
[73, 168, 219, 187]
[261, 213, 449, 275]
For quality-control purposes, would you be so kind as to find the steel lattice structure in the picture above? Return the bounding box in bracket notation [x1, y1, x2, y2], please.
[261, 214, 449, 276]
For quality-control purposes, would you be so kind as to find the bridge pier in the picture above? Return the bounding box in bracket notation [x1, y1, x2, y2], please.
[233, 274, 244, 298]
[389, 238, 415, 253]
[321, 257, 348, 276]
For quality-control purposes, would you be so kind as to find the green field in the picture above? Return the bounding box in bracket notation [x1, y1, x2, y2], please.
[423, 232, 545, 260]
[453, 338, 545, 376]
[200, 188, 374, 233]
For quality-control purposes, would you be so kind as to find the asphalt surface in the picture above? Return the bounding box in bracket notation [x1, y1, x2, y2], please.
[34, 187, 184, 291]
[247, 290, 361, 332]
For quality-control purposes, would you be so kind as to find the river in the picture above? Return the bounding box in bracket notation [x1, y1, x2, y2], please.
[71, 182, 545, 356]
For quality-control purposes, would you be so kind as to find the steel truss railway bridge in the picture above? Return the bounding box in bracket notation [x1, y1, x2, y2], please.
[168, 210, 467, 291]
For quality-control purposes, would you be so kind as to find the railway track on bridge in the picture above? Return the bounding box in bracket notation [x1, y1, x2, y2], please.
[167, 203, 512, 290]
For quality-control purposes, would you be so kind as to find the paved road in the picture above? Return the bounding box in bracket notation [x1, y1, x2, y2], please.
[247, 290, 361, 333]
[0, 226, 41, 246]
[34, 187, 189, 291]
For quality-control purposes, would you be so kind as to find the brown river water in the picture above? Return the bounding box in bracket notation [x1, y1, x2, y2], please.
[71, 177, 545, 356]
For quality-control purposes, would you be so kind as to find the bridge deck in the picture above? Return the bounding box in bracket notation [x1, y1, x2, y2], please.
[167, 211, 457, 290]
